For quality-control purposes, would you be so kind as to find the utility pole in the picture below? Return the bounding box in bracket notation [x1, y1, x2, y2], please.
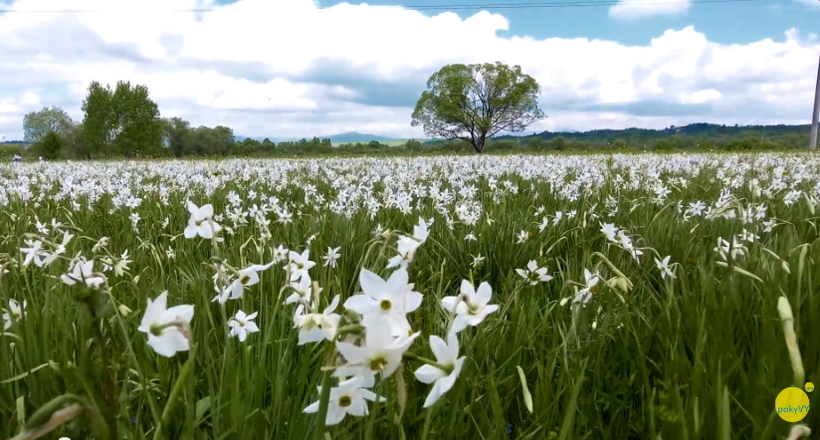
[811, 46, 820, 150]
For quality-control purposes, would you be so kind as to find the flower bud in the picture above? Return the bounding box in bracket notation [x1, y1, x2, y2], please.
[118, 304, 133, 317]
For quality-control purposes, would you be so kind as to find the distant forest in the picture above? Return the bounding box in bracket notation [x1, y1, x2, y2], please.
[2, 122, 814, 160]
[421, 122, 813, 153]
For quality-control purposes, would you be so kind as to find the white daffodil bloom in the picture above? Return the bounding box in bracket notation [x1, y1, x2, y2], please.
[287, 249, 316, 282]
[294, 295, 341, 345]
[322, 246, 341, 268]
[344, 267, 422, 337]
[20, 239, 45, 267]
[655, 256, 675, 279]
[515, 260, 553, 285]
[272, 245, 289, 263]
[183, 201, 222, 239]
[229, 310, 260, 342]
[61, 258, 106, 289]
[113, 249, 132, 277]
[137, 291, 194, 357]
[334, 314, 419, 380]
[284, 274, 313, 307]
[441, 280, 499, 333]
[600, 223, 618, 242]
[2, 299, 26, 330]
[414, 332, 466, 408]
[412, 217, 430, 243]
[573, 269, 600, 304]
[42, 231, 73, 266]
[214, 262, 274, 304]
[303, 375, 383, 425]
[386, 235, 422, 269]
[471, 254, 485, 268]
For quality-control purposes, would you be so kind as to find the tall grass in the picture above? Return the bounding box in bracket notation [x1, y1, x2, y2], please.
[0, 153, 818, 440]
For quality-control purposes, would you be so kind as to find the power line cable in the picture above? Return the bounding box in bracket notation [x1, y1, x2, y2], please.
[0, 0, 774, 13]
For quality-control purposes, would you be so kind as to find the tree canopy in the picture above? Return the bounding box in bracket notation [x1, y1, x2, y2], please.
[411, 62, 545, 153]
[23, 106, 73, 145]
[81, 80, 163, 158]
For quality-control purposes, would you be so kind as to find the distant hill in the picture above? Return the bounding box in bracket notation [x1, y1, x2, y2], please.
[495, 123, 812, 143]
[327, 132, 402, 143]
[234, 132, 406, 144]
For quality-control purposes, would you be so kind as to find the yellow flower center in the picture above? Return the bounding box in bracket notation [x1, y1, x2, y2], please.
[380, 300, 392, 311]
[369, 357, 388, 371]
[339, 395, 352, 407]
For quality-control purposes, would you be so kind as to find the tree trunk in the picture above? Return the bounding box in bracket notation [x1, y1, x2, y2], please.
[472, 135, 486, 154]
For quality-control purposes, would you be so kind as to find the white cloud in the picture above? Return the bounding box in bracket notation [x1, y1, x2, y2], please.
[0, 0, 817, 140]
[608, 0, 691, 20]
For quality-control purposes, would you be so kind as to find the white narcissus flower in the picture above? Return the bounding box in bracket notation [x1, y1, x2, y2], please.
[272, 245, 289, 263]
[137, 291, 194, 357]
[287, 249, 316, 282]
[600, 223, 618, 242]
[334, 314, 419, 380]
[655, 256, 675, 279]
[283, 274, 313, 306]
[113, 249, 132, 277]
[441, 280, 499, 333]
[214, 262, 274, 304]
[573, 269, 600, 304]
[294, 295, 342, 345]
[344, 267, 422, 337]
[515, 260, 553, 285]
[184, 200, 222, 239]
[386, 235, 422, 269]
[322, 246, 341, 268]
[412, 217, 430, 243]
[42, 231, 73, 266]
[471, 254, 485, 268]
[3, 299, 26, 330]
[414, 332, 466, 408]
[303, 375, 384, 425]
[20, 239, 45, 267]
[61, 258, 106, 289]
[228, 310, 259, 342]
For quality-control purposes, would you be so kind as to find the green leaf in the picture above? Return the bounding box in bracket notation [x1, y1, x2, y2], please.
[195, 396, 211, 426]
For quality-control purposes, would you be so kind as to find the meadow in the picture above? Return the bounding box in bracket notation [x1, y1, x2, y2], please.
[0, 152, 818, 440]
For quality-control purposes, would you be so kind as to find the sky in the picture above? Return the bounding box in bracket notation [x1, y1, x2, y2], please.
[0, 0, 819, 141]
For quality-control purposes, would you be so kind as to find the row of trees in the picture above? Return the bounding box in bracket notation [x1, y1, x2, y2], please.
[21, 81, 246, 160]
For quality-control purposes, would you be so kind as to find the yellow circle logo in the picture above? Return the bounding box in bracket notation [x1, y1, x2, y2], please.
[806, 382, 815, 393]
[775, 387, 810, 422]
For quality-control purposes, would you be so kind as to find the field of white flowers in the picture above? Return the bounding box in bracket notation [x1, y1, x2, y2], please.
[1, 153, 818, 440]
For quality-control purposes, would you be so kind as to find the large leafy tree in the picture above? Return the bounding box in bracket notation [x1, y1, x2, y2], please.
[81, 80, 163, 158]
[163, 117, 191, 158]
[81, 81, 114, 158]
[22, 106, 73, 145]
[411, 62, 545, 153]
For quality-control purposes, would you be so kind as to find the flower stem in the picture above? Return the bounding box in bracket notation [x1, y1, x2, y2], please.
[314, 343, 336, 440]
[152, 343, 195, 440]
[420, 404, 435, 440]
[403, 352, 453, 374]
